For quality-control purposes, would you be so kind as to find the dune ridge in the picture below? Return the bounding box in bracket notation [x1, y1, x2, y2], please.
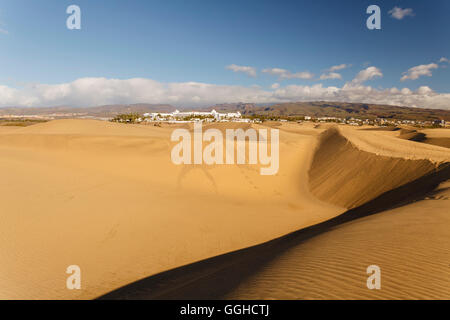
[340, 126, 449, 163]
[100, 158, 450, 300]
[308, 127, 441, 209]
[100, 126, 450, 300]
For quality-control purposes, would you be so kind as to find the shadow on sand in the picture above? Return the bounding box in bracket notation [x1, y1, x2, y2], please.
[98, 163, 450, 300]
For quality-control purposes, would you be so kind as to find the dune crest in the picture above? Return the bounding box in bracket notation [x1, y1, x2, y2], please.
[309, 127, 447, 209]
[340, 126, 449, 163]
[100, 126, 450, 300]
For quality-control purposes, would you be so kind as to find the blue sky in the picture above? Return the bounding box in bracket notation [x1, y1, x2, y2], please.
[0, 0, 449, 108]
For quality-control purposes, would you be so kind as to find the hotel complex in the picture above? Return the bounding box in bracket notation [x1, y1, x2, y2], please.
[143, 109, 248, 122]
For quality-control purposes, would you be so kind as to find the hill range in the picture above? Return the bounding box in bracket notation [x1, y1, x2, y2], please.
[202, 102, 450, 121]
[0, 104, 176, 118]
[1, 101, 450, 121]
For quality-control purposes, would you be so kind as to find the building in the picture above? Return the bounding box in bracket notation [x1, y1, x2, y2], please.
[143, 109, 242, 122]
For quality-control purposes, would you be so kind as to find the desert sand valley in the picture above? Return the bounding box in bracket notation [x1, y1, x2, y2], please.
[0, 119, 449, 299]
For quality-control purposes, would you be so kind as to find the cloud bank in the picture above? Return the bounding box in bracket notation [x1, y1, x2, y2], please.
[1, 74, 449, 110]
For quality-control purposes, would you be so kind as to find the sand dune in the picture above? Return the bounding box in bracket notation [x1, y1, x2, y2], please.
[415, 128, 450, 149]
[340, 126, 449, 163]
[309, 127, 438, 209]
[366, 126, 450, 149]
[0, 119, 341, 299]
[398, 129, 426, 142]
[395, 128, 450, 149]
[0, 119, 449, 300]
[100, 126, 449, 300]
[224, 181, 450, 300]
[222, 130, 450, 299]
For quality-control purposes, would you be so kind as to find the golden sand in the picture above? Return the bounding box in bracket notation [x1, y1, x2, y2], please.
[225, 181, 450, 300]
[0, 120, 448, 299]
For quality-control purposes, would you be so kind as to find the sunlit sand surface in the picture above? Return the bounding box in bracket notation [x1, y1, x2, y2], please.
[0, 119, 448, 299]
[0, 120, 341, 299]
[225, 181, 450, 299]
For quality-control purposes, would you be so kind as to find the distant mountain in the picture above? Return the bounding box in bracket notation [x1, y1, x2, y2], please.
[200, 102, 450, 121]
[86, 104, 176, 116]
[200, 103, 263, 113]
[1, 102, 449, 121]
[0, 104, 176, 118]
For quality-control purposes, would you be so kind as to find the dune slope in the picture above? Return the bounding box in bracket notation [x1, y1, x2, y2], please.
[0, 119, 341, 299]
[1, 120, 449, 300]
[226, 129, 450, 299]
[225, 181, 450, 300]
[101, 126, 450, 300]
[309, 127, 439, 209]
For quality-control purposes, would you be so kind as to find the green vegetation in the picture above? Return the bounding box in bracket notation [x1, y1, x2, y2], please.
[0, 119, 48, 127]
[111, 113, 142, 123]
[178, 115, 214, 121]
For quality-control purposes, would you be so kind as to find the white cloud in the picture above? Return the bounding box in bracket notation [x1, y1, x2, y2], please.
[1, 76, 450, 110]
[319, 64, 351, 80]
[225, 64, 257, 77]
[416, 86, 434, 95]
[401, 88, 412, 95]
[262, 68, 314, 80]
[388, 7, 415, 20]
[272, 83, 450, 109]
[319, 72, 342, 80]
[400, 63, 438, 81]
[0, 78, 272, 107]
[262, 68, 288, 77]
[288, 71, 314, 80]
[351, 66, 383, 84]
[271, 83, 280, 89]
[328, 64, 350, 72]
[439, 57, 449, 63]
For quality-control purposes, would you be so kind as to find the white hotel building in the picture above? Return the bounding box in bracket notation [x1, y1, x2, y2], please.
[143, 109, 246, 122]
